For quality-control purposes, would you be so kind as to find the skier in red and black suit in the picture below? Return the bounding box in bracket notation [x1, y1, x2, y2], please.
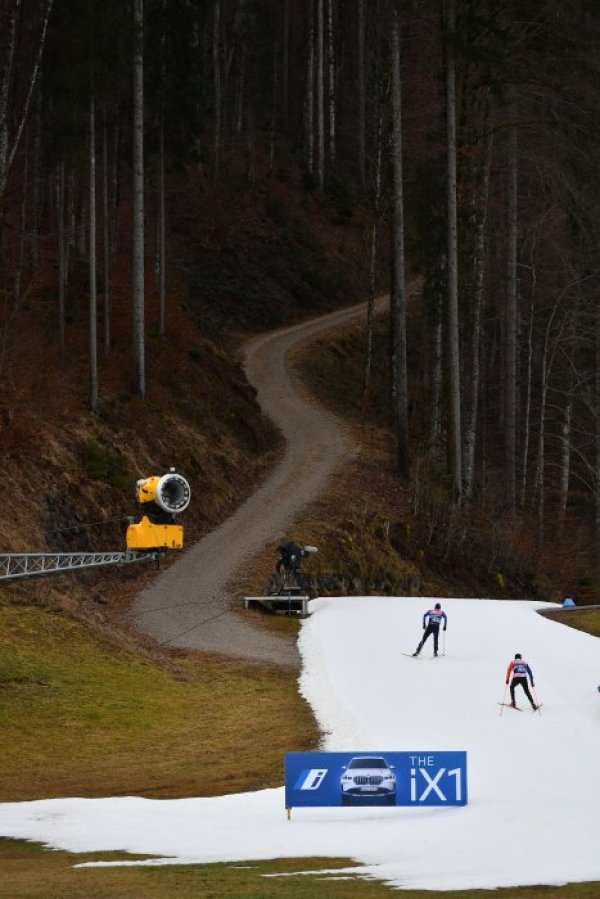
[412, 603, 447, 657]
[506, 653, 538, 710]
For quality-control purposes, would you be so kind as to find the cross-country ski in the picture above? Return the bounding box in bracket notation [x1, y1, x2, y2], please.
[498, 702, 542, 712]
[401, 652, 439, 659]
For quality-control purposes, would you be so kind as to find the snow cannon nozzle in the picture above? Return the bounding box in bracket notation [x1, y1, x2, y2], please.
[135, 472, 191, 515]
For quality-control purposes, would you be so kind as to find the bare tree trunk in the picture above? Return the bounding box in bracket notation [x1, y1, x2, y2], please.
[327, 0, 336, 165]
[213, 0, 222, 180]
[533, 303, 559, 546]
[304, 0, 315, 173]
[56, 161, 65, 354]
[282, 0, 289, 119]
[535, 339, 548, 547]
[446, 0, 462, 503]
[363, 223, 377, 398]
[89, 92, 98, 411]
[14, 131, 28, 308]
[363, 99, 383, 400]
[246, 104, 255, 186]
[224, 0, 247, 81]
[357, 0, 365, 186]
[558, 395, 572, 530]
[316, 0, 325, 187]
[520, 292, 534, 508]
[595, 305, 600, 573]
[65, 169, 75, 281]
[463, 130, 492, 500]
[235, 43, 246, 134]
[0, 0, 22, 209]
[390, 9, 409, 479]
[30, 87, 42, 268]
[158, 118, 166, 337]
[269, 42, 278, 171]
[6, 1, 53, 184]
[77, 188, 87, 256]
[110, 121, 119, 258]
[430, 290, 443, 445]
[102, 112, 110, 354]
[505, 108, 518, 516]
[156, 0, 166, 337]
[132, 0, 145, 397]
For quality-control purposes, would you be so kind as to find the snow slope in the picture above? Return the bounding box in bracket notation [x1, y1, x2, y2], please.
[1, 597, 599, 891]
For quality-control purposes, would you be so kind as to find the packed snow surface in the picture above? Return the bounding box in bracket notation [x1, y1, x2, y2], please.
[1, 597, 600, 891]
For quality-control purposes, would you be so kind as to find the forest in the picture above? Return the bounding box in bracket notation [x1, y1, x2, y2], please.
[2, 0, 600, 603]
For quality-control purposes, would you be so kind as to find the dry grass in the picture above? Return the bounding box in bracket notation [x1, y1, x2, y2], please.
[2, 843, 383, 898]
[0, 602, 318, 802]
[2, 840, 600, 899]
[540, 607, 600, 638]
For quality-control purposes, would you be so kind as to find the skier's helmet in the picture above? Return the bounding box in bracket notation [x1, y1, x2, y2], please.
[434, 603, 441, 610]
[515, 653, 522, 659]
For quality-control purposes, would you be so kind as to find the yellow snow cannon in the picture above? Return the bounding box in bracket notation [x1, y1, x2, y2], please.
[126, 470, 191, 552]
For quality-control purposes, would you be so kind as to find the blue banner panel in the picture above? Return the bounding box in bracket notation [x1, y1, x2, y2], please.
[285, 751, 467, 808]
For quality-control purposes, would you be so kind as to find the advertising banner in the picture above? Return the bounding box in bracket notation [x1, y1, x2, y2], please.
[285, 751, 467, 808]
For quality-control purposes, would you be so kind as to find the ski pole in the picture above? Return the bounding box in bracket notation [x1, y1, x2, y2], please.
[499, 683, 508, 716]
[442, 629, 446, 657]
[532, 685, 542, 714]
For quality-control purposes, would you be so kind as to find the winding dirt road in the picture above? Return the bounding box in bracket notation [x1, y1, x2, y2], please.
[129, 299, 381, 668]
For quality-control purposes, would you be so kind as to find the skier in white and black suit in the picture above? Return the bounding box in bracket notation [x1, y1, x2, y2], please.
[412, 603, 447, 657]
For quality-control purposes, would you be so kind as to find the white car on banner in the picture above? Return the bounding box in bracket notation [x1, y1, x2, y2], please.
[340, 755, 397, 805]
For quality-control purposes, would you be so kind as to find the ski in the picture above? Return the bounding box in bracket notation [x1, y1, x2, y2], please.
[402, 653, 439, 660]
[499, 702, 543, 712]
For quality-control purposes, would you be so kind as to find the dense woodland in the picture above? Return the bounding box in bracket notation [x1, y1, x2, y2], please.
[2, 1, 600, 602]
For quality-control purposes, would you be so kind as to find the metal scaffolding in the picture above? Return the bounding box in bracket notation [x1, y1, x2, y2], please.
[0, 550, 158, 582]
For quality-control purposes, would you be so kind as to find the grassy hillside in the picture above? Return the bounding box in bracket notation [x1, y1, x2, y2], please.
[0, 600, 317, 802]
[541, 607, 600, 637]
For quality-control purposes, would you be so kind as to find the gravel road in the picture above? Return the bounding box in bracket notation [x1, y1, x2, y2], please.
[129, 299, 378, 668]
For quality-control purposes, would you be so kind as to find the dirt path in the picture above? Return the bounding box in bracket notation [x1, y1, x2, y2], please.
[129, 299, 381, 668]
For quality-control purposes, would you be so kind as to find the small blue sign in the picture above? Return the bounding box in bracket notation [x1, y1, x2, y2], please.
[285, 751, 467, 808]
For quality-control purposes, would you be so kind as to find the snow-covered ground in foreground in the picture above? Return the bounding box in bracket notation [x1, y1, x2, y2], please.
[1, 597, 600, 891]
